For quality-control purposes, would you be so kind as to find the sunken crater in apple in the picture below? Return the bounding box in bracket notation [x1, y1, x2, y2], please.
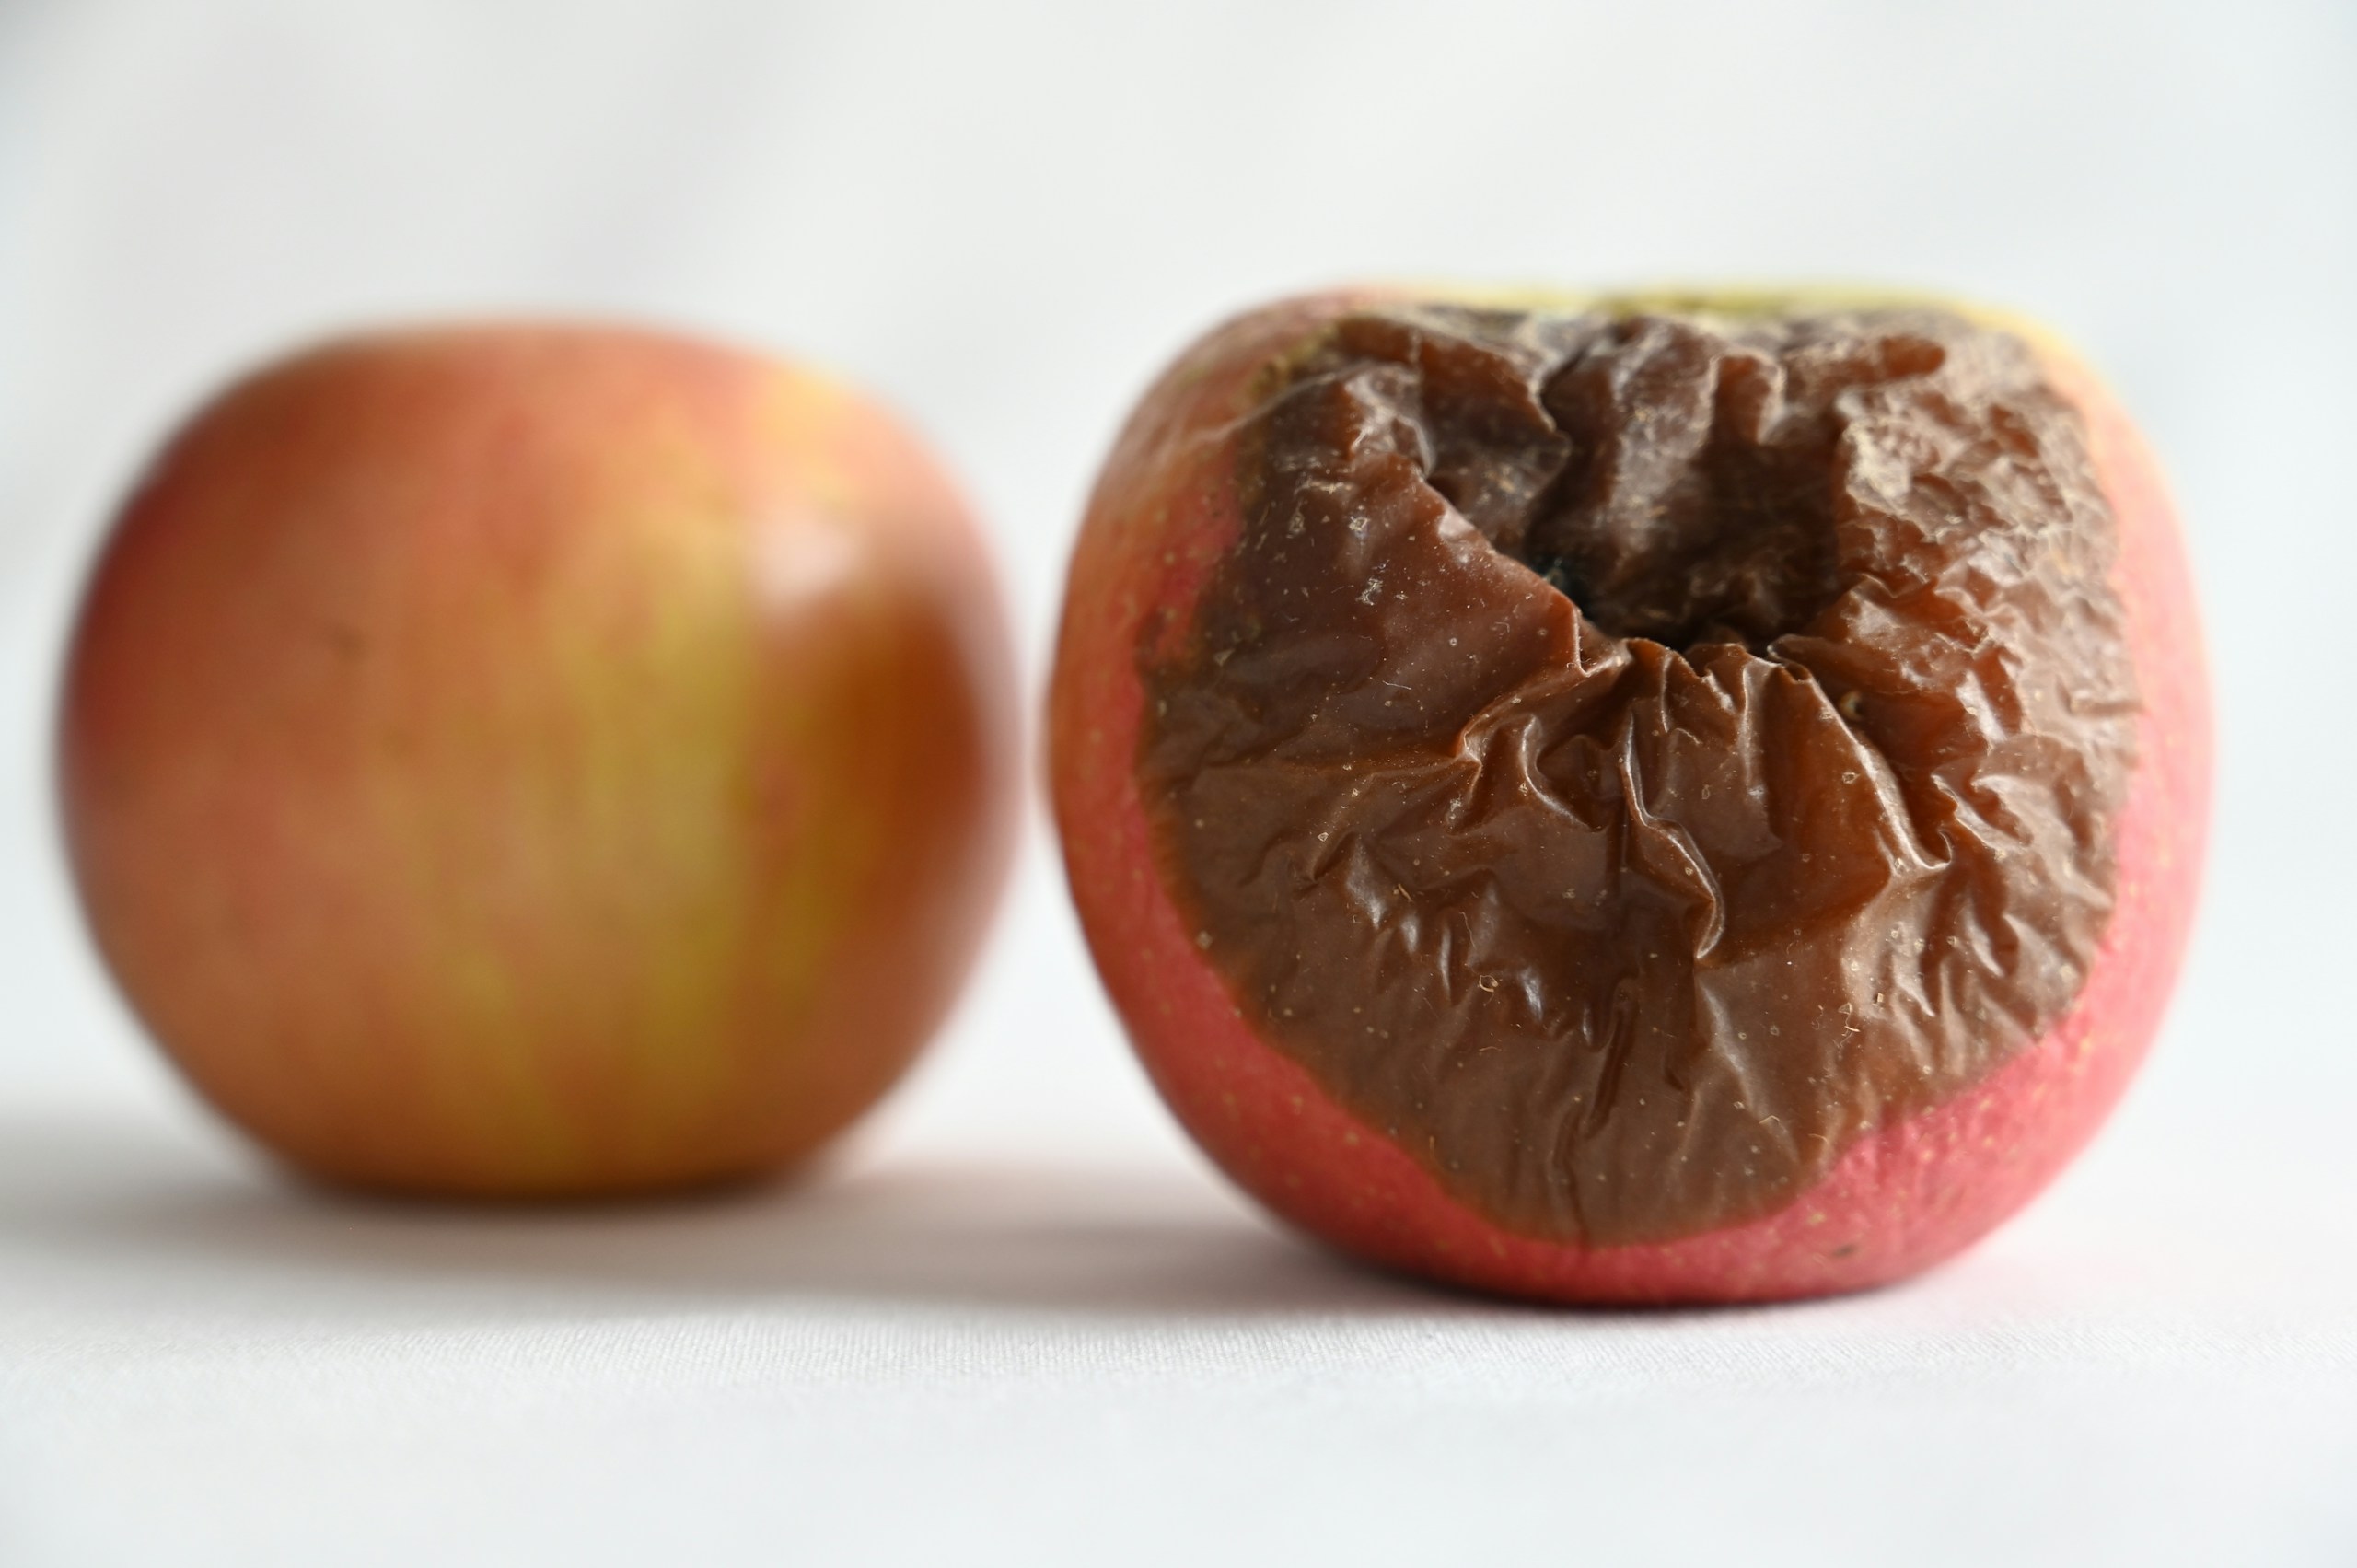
[1133, 302, 2137, 1248]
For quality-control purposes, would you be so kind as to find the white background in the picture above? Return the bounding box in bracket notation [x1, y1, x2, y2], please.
[1, 3, 2352, 1563]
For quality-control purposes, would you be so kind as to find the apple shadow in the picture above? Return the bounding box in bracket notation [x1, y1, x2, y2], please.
[0, 1109, 1546, 1330]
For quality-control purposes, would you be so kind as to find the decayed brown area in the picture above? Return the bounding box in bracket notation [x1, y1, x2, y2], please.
[1137, 302, 2137, 1247]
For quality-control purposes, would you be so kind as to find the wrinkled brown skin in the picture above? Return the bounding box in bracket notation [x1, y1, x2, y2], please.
[1143, 303, 2137, 1248]
[1051, 290, 2209, 1302]
[62, 325, 1018, 1199]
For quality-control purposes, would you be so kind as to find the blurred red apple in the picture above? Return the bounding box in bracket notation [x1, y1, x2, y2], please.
[61, 324, 1016, 1198]
[1051, 289, 2208, 1303]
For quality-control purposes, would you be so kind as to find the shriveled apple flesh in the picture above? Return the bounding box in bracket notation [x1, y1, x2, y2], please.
[1137, 304, 2136, 1246]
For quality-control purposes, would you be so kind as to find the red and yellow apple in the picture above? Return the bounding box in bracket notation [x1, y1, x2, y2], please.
[1051, 289, 2207, 1303]
[62, 324, 1016, 1198]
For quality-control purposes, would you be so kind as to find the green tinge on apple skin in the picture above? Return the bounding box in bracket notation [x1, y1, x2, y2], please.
[370, 493, 755, 1185]
[361, 386, 892, 1189]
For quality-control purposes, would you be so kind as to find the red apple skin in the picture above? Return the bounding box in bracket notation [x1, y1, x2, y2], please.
[62, 325, 1017, 1199]
[1050, 292, 2210, 1304]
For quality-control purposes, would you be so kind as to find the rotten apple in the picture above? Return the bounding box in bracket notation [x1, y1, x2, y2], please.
[1051, 290, 2207, 1303]
[62, 324, 1016, 1198]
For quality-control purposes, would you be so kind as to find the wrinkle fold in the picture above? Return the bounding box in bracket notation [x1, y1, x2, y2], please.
[1140, 303, 2136, 1245]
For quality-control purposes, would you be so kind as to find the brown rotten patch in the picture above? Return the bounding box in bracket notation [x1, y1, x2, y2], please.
[1137, 302, 2137, 1248]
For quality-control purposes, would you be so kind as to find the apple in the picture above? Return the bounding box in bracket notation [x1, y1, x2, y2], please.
[61, 324, 1017, 1199]
[1050, 289, 2207, 1303]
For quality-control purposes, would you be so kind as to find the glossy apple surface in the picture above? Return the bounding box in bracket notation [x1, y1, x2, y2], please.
[63, 324, 1016, 1198]
[1050, 290, 2208, 1303]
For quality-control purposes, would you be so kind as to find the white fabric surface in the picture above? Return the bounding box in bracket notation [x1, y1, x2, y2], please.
[5, 1098, 2355, 1566]
[1, 2, 2353, 1562]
